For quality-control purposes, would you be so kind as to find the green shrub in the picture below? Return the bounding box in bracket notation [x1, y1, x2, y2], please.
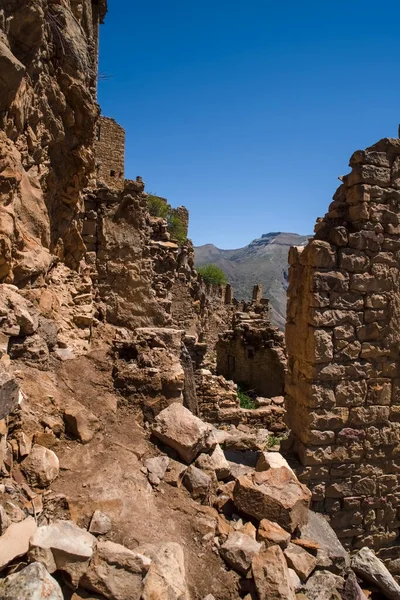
[197, 264, 228, 286]
[147, 195, 169, 218]
[237, 384, 257, 409]
[167, 212, 187, 245]
[267, 434, 280, 448]
[146, 195, 187, 245]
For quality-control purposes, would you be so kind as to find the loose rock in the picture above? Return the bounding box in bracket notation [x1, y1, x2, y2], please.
[284, 542, 317, 580]
[89, 510, 112, 535]
[352, 546, 400, 600]
[299, 511, 350, 574]
[140, 542, 191, 600]
[233, 467, 311, 532]
[0, 364, 19, 420]
[144, 455, 170, 480]
[64, 399, 100, 444]
[220, 531, 261, 575]
[183, 465, 212, 501]
[0, 516, 37, 570]
[21, 444, 59, 487]
[29, 520, 96, 586]
[304, 570, 344, 600]
[0, 561, 63, 600]
[151, 403, 215, 463]
[81, 540, 151, 600]
[257, 518, 291, 548]
[252, 544, 296, 600]
[195, 444, 231, 480]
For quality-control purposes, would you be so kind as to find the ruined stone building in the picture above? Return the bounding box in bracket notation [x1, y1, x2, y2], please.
[217, 286, 286, 398]
[94, 116, 125, 189]
[286, 138, 400, 574]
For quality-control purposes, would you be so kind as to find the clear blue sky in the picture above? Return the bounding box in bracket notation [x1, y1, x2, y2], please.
[98, 1, 400, 248]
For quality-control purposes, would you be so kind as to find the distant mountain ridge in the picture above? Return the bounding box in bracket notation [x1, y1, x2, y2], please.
[194, 232, 310, 329]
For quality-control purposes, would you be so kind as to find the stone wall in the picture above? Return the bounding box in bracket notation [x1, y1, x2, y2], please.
[216, 289, 286, 398]
[286, 137, 400, 571]
[94, 116, 125, 189]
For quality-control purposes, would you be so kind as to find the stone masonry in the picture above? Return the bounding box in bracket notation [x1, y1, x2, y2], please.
[217, 286, 286, 398]
[286, 138, 400, 572]
[94, 116, 125, 189]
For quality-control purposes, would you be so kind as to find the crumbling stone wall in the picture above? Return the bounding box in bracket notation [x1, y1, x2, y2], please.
[286, 137, 400, 570]
[94, 116, 125, 190]
[217, 288, 286, 398]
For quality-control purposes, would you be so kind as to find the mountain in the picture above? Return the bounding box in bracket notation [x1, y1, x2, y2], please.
[195, 232, 310, 329]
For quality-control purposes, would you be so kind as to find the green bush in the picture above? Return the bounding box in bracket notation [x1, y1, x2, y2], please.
[146, 195, 187, 245]
[197, 264, 228, 286]
[147, 195, 169, 218]
[237, 384, 257, 409]
[167, 212, 187, 245]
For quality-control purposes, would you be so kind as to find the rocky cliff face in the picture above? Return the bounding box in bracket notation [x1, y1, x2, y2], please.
[0, 0, 106, 284]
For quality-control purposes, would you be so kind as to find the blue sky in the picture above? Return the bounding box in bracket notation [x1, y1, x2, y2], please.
[98, 1, 400, 248]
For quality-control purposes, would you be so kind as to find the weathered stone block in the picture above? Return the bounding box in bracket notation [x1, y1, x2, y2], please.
[311, 271, 349, 293]
[349, 406, 390, 426]
[300, 241, 336, 269]
[347, 164, 391, 188]
[339, 249, 370, 272]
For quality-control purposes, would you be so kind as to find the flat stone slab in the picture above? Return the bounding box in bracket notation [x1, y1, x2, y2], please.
[0, 516, 37, 570]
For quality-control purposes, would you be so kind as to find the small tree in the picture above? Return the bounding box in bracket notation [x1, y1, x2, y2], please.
[197, 264, 228, 285]
[167, 212, 187, 245]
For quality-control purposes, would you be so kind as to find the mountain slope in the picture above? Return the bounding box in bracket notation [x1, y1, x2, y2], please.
[195, 232, 310, 329]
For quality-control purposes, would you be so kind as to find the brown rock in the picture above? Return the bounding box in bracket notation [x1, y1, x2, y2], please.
[182, 465, 212, 501]
[233, 467, 311, 532]
[252, 545, 296, 600]
[257, 519, 291, 548]
[139, 542, 191, 600]
[0, 363, 19, 420]
[152, 403, 215, 463]
[220, 531, 261, 575]
[284, 542, 317, 580]
[64, 400, 100, 444]
[81, 540, 150, 600]
[0, 516, 37, 570]
[21, 444, 59, 487]
[89, 510, 112, 535]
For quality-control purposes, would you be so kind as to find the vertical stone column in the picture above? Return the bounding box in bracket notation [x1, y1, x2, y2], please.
[286, 138, 400, 565]
[252, 284, 263, 303]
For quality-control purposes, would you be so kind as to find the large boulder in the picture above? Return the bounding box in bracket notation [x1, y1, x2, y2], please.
[233, 467, 311, 532]
[252, 545, 296, 600]
[220, 531, 261, 575]
[151, 403, 215, 463]
[0, 561, 62, 600]
[298, 510, 350, 574]
[29, 520, 96, 586]
[21, 444, 59, 487]
[0, 516, 37, 570]
[352, 547, 400, 600]
[139, 542, 191, 600]
[81, 540, 151, 600]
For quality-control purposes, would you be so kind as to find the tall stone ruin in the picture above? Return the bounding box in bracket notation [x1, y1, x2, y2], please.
[286, 138, 400, 570]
